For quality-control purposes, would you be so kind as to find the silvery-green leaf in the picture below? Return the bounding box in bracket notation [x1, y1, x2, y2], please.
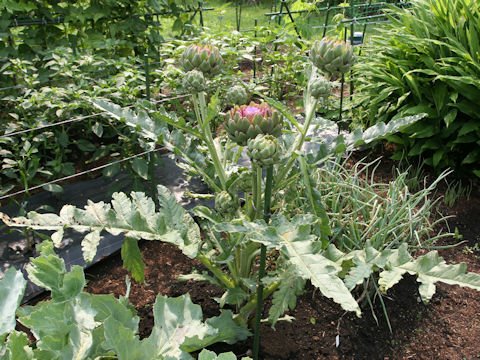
[0, 268, 26, 338]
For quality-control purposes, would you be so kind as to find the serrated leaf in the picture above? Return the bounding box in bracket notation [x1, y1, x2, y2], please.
[82, 230, 101, 263]
[26, 241, 85, 301]
[0, 268, 26, 338]
[121, 237, 145, 283]
[216, 215, 361, 316]
[1, 188, 201, 262]
[3, 330, 34, 359]
[269, 267, 305, 327]
[379, 244, 480, 302]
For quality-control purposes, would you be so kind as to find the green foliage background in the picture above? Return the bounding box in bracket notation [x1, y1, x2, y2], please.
[353, 0, 480, 177]
[0, 0, 202, 59]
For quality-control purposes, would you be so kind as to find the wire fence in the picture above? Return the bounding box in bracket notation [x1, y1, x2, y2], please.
[0, 93, 190, 139]
[0, 147, 164, 201]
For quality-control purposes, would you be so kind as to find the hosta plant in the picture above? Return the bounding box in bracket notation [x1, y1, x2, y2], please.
[3, 43, 480, 359]
[353, 0, 480, 177]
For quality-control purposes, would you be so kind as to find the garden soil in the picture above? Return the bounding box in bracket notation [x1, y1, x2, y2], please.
[25, 159, 480, 360]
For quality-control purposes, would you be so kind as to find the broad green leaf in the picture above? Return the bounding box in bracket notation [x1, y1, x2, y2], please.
[141, 294, 209, 359]
[132, 157, 149, 180]
[76, 139, 96, 152]
[121, 237, 145, 283]
[0, 268, 26, 338]
[42, 183, 64, 193]
[198, 349, 240, 360]
[27, 242, 85, 301]
[103, 317, 146, 360]
[444, 109, 457, 127]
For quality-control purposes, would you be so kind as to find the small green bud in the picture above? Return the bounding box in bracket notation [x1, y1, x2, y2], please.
[182, 70, 206, 94]
[309, 76, 332, 100]
[215, 191, 239, 215]
[247, 134, 281, 167]
[225, 85, 249, 105]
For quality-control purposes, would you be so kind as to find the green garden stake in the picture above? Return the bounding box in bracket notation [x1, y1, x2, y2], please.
[252, 166, 274, 360]
[199, 2, 204, 27]
[322, 2, 331, 38]
[144, 53, 150, 102]
[350, 0, 355, 96]
[253, 18, 258, 80]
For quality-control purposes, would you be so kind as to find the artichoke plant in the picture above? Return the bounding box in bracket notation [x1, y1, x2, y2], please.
[225, 85, 249, 105]
[224, 102, 283, 146]
[247, 134, 281, 168]
[309, 76, 333, 100]
[182, 70, 206, 94]
[180, 44, 224, 77]
[214, 191, 239, 215]
[310, 38, 354, 80]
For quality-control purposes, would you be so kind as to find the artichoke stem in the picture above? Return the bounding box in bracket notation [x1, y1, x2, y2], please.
[275, 97, 318, 191]
[196, 92, 228, 189]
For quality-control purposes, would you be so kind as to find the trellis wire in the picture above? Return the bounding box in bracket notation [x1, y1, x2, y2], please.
[0, 147, 164, 201]
[0, 94, 191, 139]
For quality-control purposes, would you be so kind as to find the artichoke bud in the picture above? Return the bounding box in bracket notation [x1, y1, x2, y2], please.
[180, 44, 224, 77]
[310, 38, 354, 80]
[225, 85, 249, 105]
[310, 76, 332, 100]
[215, 191, 238, 215]
[182, 70, 206, 94]
[247, 134, 281, 168]
[236, 170, 252, 192]
[224, 102, 283, 146]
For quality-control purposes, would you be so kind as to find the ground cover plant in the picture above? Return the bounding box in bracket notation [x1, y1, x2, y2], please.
[2, 37, 480, 359]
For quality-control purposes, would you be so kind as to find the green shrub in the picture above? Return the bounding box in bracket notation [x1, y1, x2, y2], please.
[353, 0, 480, 177]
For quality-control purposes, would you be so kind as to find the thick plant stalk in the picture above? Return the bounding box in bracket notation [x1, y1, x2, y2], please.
[274, 96, 318, 191]
[253, 166, 273, 360]
[192, 92, 228, 189]
[197, 253, 235, 289]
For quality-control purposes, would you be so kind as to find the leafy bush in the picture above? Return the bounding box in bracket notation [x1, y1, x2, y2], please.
[353, 0, 480, 177]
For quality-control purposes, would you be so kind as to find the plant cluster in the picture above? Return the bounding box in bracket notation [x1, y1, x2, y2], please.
[0, 241, 251, 359]
[0, 49, 166, 201]
[0, 0, 202, 63]
[353, 0, 480, 177]
[3, 38, 480, 359]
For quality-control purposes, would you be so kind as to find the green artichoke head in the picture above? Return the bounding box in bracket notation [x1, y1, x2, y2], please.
[215, 190, 239, 215]
[182, 70, 206, 94]
[225, 85, 249, 105]
[247, 134, 281, 168]
[180, 44, 224, 77]
[224, 102, 283, 146]
[310, 38, 354, 80]
[309, 76, 333, 100]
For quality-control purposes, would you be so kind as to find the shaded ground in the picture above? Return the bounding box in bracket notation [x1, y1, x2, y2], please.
[81, 171, 480, 360]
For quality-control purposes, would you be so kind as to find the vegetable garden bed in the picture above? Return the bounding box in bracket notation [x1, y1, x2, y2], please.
[61, 160, 480, 359]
